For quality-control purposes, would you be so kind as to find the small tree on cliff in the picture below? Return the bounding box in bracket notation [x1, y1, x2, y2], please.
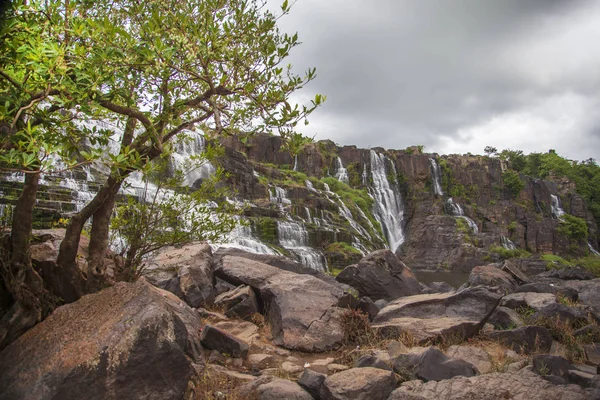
[0, 0, 323, 346]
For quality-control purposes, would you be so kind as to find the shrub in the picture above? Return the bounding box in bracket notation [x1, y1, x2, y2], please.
[557, 214, 588, 241]
[502, 170, 524, 198]
[489, 246, 531, 260]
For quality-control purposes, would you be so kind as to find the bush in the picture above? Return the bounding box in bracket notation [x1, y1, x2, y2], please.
[502, 170, 524, 198]
[558, 214, 588, 241]
[339, 308, 379, 346]
[489, 246, 531, 260]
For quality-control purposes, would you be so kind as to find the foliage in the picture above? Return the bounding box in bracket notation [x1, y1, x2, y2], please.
[254, 217, 278, 243]
[339, 308, 380, 347]
[488, 246, 531, 260]
[484, 146, 497, 156]
[325, 242, 362, 256]
[507, 221, 518, 233]
[542, 254, 600, 277]
[502, 170, 524, 198]
[282, 132, 314, 158]
[557, 214, 588, 241]
[110, 163, 238, 279]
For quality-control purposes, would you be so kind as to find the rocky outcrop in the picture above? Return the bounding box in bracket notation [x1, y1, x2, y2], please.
[392, 347, 478, 382]
[468, 265, 517, 293]
[486, 326, 553, 354]
[214, 284, 259, 320]
[335, 250, 421, 301]
[320, 367, 397, 400]
[144, 243, 216, 308]
[215, 254, 346, 352]
[372, 287, 502, 344]
[389, 369, 593, 400]
[0, 279, 203, 400]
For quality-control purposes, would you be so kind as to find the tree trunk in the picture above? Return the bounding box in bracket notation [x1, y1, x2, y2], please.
[0, 172, 54, 350]
[87, 176, 122, 289]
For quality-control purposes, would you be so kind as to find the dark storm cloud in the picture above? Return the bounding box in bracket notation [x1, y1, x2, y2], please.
[269, 0, 600, 160]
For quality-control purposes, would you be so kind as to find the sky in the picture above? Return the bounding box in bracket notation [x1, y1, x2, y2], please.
[267, 0, 600, 161]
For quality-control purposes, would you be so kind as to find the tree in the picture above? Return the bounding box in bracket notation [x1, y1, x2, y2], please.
[1, 0, 323, 346]
[484, 146, 497, 156]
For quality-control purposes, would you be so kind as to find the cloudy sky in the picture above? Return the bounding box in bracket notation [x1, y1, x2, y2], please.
[268, 0, 600, 161]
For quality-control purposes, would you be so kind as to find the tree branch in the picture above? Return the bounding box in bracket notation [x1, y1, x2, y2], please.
[98, 100, 152, 130]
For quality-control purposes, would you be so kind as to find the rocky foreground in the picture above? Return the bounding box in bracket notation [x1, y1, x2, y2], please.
[0, 237, 599, 399]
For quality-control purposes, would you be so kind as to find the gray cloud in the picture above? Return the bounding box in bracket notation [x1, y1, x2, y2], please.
[269, 0, 600, 160]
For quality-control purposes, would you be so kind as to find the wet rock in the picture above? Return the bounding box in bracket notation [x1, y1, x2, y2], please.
[298, 368, 326, 399]
[215, 255, 345, 352]
[144, 242, 216, 307]
[0, 279, 203, 400]
[486, 326, 552, 354]
[214, 284, 259, 320]
[372, 287, 502, 344]
[468, 265, 517, 293]
[501, 292, 556, 311]
[335, 250, 421, 302]
[488, 306, 524, 330]
[320, 367, 396, 400]
[388, 369, 592, 400]
[445, 345, 492, 374]
[200, 324, 249, 359]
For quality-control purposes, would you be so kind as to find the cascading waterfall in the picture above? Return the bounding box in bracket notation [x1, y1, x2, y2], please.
[170, 130, 216, 187]
[293, 155, 299, 172]
[362, 165, 368, 186]
[319, 181, 372, 241]
[429, 157, 444, 197]
[219, 221, 277, 255]
[446, 197, 479, 234]
[501, 236, 517, 250]
[588, 243, 600, 256]
[277, 221, 326, 271]
[270, 186, 292, 206]
[304, 207, 312, 223]
[551, 194, 566, 219]
[334, 157, 349, 184]
[369, 150, 405, 252]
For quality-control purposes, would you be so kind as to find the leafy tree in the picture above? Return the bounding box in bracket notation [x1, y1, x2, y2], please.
[0, 0, 323, 347]
[484, 146, 497, 156]
[502, 170, 524, 198]
[558, 214, 588, 241]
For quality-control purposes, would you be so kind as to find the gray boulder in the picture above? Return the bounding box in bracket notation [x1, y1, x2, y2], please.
[298, 368, 326, 399]
[486, 326, 552, 354]
[540, 267, 594, 281]
[488, 306, 524, 330]
[531, 303, 599, 326]
[256, 379, 314, 400]
[532, 354, 573, 378]
[214, 284, 259, 320]
[516, 282, 578, 302]
[320, 367, 396, 400]
[372, 287, 502, 344]
[200, 324, 249, 358]
[215, 255, 345, 352]
[413, 347, 477, 381]
[500, 292, 556, 311]
[144, 242, 215, 307]
[468, 265, 517, 293]
[335, 250, 421, 302]
[388, 369, 593, 399]
[0, 279, 203, 400]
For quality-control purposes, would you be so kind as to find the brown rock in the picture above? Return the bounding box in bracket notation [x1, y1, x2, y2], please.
[320, 367, 397, 400]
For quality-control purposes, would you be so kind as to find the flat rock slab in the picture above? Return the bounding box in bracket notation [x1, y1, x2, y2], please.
[216, 255, 346, 352]
[445, 345, 492, 374]
[486, 326, 552, 354]
[321, 367, 397, 400]
[0, 279, 203, 400]
[501, 292, 556, 311]
[201, 324, 249, 359]
[388, 369, 593, 400]
[372, 287, 502, 344]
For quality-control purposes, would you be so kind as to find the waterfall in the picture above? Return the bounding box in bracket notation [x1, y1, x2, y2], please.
[304, 207, 312, 223]
[270, 186, 291, 205]
[429, 157, 444, 197]
[277, 221, 326, 271]
[446, 197, 479, 234]
[293, 155, 299, 171]
[369, 150, 405, 252]
[589, 243, 600, 256]
[334, 157, 349, 184]
[551, 194, 565, 219]
[171, 131, 216, 187]
[501, 236, 517, 250]
[362, 165, 368, 186]
[219, 222, 277, 255]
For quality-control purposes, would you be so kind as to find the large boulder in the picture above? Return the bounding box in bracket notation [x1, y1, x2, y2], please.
[372, 287, 502, 344]
[214, 284, 259, 320]
[215, 255, 346, 352]
[500, 292, 556, 311]
[255, 379, 313, 400]
[531, 303, 600, 326]
[388, 369, 593, 400]
[516, 282, 578, 302]
[411, 347, 477, 381]
[468, 265, 517, 293]
[200, 324, 249, 358]
[562, 279, 600, 314]
[144, 243, 216, 308]
[0, 279, 203, 400]
[335, 250, 421, 302]
[320, 367, 396, 400]
[445, 345, 492, 374]
[486, 326, 552, 354]
[488, 306, 524, 330]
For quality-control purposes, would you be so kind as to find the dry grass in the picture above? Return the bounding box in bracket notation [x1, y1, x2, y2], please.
[189, 367, 258, 400]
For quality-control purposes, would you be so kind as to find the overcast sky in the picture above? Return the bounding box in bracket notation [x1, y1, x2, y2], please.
[267, 0, 600, 161]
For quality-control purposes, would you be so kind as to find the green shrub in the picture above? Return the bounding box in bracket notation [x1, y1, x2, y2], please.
[557, 214, 588, 241]
[502, 170, 524, 198]
[507, 221, 518, 232]
[489, 246, 531, 260]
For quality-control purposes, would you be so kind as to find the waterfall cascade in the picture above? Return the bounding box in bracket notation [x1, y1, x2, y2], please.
[446, 197, 479, 234]
[293, 155, 299, 172]
[369, 150, 405, 252]
[334, 157, 349, 184]
[361, 165, 368, 186]
[551, 194, 566, 219]
[270, 186, 292, 206]
[218, 222, 277, 255]
[588, 243, 600, 256]
[171, 131, 216, 187]
[429, 158, 444, 197]
[277, 221, 326, 271]
[501, 236, 517, 250]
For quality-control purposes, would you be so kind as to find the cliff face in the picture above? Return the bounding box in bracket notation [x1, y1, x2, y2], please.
[1, 132, 598, 273]
[216, 133, 599, 273]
